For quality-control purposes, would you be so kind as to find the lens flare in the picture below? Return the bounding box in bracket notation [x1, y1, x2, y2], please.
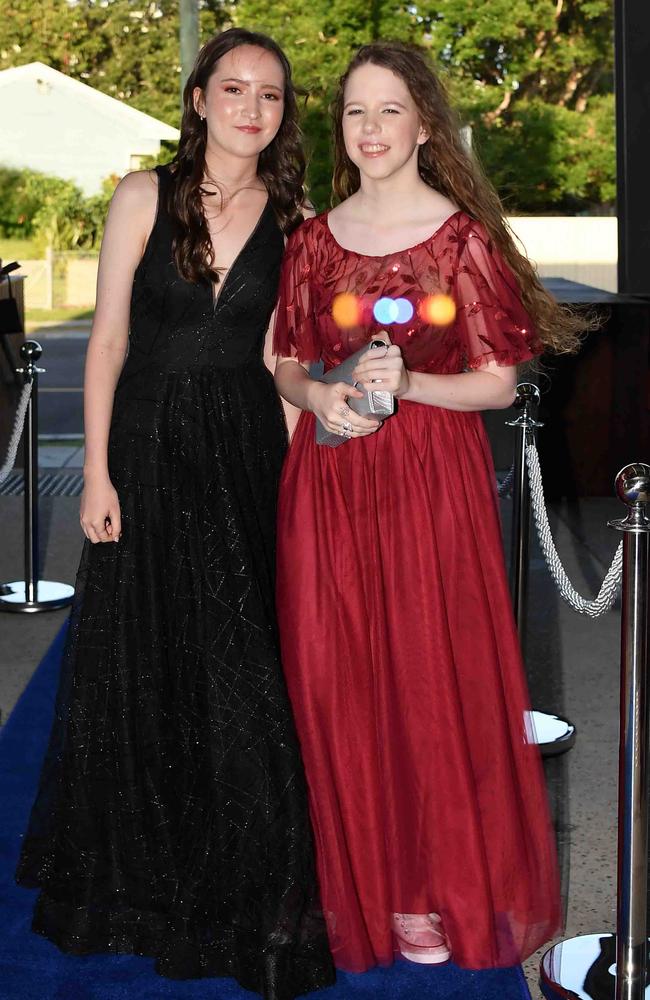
[373, 297, 399, 324]
[332, 293, 361, 328]
[394, 298, 414, 324]
[418, 294, 457, 327]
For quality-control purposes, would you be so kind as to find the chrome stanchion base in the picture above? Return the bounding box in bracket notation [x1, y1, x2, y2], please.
[540, 934, 650, 999]
[0, 580, 74, 613]
[530, 709, 576, 757]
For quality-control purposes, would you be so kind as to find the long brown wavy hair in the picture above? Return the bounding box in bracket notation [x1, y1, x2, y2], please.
[169, 28, 306, 285]
[332, 42, 592, 354]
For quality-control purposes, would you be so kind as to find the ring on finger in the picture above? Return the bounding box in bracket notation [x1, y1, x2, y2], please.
[342, 420, 353, 433]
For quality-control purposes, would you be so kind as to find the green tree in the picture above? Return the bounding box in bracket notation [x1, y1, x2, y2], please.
[0, 0, 615, 212]
[234, 0, 615, 212]
[233, 0, 378, 207]
[417, 0, 615, 210]
[0, 167, 43, 236]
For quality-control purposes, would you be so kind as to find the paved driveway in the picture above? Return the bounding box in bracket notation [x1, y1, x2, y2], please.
[26, 326, 88, 439]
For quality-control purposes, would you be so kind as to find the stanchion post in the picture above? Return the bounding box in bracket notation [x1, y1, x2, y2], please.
[23, 341, 42, 603]
[610, 465, 650, 1000]
[0, 340, 74, 613]
[507, 383, 543, 650]
[540, 463, 650, 1000]
[506, 383, 575, 756]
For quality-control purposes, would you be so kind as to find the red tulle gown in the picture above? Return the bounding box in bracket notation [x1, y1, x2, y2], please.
[273, 211, 561, 972]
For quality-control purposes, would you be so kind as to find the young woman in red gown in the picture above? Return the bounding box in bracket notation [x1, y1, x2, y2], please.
[273, 42, 586, 975]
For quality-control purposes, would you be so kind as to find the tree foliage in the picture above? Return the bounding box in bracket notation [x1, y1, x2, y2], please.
[234, 0, 615, 211]
[418, 0, 615, 212]
[0, 0, 615, 227]
[0, 167, 115, 249]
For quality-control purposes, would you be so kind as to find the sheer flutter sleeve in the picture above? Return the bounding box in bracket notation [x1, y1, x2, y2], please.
[273, 222, 321, 363]
[453, 221, 543, 369]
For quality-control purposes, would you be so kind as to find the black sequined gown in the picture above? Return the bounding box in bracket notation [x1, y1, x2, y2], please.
[16, 166, 334, 1000]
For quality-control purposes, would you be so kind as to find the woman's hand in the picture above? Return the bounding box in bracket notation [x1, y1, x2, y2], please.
[352, 342, 410, 398]
[80, 471, 122, 543]
[306, 381, 382, 439]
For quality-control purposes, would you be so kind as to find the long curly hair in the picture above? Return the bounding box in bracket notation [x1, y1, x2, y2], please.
[332, 42, 592, 354]
[169, 27, 306, 285]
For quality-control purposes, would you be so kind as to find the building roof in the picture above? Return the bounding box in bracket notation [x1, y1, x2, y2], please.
[0, 61, 179, 139]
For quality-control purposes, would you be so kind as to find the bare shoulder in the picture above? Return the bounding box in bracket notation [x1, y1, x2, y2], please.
[103, 170, 159, 255]
[110, 169, 158, 212]
[98, 170, 160, 266]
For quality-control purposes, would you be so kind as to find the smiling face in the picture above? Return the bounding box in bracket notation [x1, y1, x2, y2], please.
[341, 62, 428, 184]
[193, 45, 286, 163]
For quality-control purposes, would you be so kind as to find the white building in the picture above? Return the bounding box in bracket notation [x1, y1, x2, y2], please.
[0, 62, 179, 194]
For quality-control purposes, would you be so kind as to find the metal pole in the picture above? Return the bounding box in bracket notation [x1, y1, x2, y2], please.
[540, 463, 650, 1000]
[23, 343, 40, 603]
[505, 384, 575, 755]
[179, 0, 199, 106]
[612, 466, 650, 1000]
[0, 340, 74, 613]
[507, 383, 541, 650]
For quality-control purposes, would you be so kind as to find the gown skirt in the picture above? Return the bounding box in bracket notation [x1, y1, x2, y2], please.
[16, 166, 334, 1000]
[274, 210, 562, 973]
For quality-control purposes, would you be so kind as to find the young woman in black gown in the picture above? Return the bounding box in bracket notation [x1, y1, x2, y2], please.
[16, 28, 333, 1000]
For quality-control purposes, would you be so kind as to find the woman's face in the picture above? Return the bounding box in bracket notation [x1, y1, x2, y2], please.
[341, 62, 428, 183]
[194, 45, 286, 162]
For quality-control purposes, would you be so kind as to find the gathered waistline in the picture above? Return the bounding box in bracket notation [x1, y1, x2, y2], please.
[118, 357, 270, 379]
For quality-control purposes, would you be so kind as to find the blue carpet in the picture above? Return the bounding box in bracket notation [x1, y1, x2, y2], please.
[0, 623, 531, 1000]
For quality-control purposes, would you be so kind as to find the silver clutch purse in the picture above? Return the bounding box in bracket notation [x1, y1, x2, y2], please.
[315, 339, 394, 447]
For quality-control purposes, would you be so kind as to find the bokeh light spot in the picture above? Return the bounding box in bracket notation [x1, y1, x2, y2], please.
[332, 293, 361, 328]
[373, 297, 399, 324]
[394, 298, 414, 324]
[418, 294, 457, 326]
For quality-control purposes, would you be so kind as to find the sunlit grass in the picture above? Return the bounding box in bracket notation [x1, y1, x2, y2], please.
[26, 307, 93, 324]
[0, 238, 40, 262]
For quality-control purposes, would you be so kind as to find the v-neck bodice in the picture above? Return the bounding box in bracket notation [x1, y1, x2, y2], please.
[209, 198, 271, 310]
[122, 166, 284, 380]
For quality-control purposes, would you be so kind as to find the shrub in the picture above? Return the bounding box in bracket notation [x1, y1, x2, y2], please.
[0, 167, 116, 250]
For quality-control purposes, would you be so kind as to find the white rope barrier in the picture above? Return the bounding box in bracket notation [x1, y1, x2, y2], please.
[0, 382, 32, 487]
[526, 441, 623, 617]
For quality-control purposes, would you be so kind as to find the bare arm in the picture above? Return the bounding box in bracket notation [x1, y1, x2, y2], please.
[351, 345, 517, 411]
[263, 320, 302, 440]
[274, 356, 380, 439]
[273, 356, 315, 411]
[80, 171, 157, 542]
[263, 202, 325, 440]
[400, 363, 517, 410]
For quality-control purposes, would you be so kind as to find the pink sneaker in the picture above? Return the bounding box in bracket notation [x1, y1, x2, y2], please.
[392, 912, 451, 964]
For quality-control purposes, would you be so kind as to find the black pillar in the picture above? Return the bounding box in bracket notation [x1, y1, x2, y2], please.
[615, 0, 650, 295]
